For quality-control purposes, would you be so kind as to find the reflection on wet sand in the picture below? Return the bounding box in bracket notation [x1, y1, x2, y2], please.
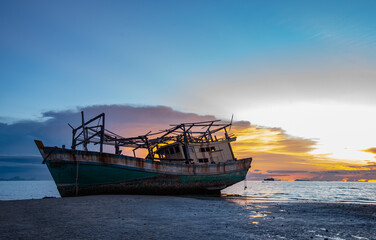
[222, 194, 376, 239]
[0, 195, 374, 239]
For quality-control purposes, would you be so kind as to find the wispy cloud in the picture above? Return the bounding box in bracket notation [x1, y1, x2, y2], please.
[276, 2, 376, 50]
[364, 147, 376, 154]
[307, 169, 376, 182]
[267, 170, 309, 174]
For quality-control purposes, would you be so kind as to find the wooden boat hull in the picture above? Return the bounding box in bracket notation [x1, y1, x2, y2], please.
[36, 141, 252, 197]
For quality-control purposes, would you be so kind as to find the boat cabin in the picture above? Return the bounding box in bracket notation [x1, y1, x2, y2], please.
[155, 138, 236, 164]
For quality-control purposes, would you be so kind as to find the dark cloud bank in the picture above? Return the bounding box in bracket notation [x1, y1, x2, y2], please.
[0, 105, 215, 156]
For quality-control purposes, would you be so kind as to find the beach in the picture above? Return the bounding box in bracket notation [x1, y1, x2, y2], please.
[0, 195, 375, 240]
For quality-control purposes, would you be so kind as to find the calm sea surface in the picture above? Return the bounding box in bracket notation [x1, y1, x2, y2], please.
[223, 181, 376, 204]
[0, 180, 375, 203]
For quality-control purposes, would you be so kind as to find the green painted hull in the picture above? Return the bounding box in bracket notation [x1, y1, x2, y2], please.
[46, 160, 249, 197]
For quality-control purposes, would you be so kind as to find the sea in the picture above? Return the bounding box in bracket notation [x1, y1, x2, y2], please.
[0, 180, 375, 203]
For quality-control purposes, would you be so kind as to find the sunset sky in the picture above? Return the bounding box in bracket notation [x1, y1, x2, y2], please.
[1, 1, 376, 181]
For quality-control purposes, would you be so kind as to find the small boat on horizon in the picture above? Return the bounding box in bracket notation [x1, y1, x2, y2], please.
[35, 112, 252, 197]
[263, 178, 275, 181]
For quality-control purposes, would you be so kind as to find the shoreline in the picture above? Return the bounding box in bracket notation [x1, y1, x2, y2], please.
[1, 195, 375, 239]
[3, 193, 376, 205]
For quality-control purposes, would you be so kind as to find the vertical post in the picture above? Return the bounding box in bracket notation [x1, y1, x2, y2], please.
[81, 111, 88, 151]
[115, 137, 120, 155]
[224, 127, 229, 139]
[145, 136, 154, 160]
[182, 125, 191, 161]
[71, 129, 76, 150]
[225, 127, 235, 160]
[209, 132, 214, 142]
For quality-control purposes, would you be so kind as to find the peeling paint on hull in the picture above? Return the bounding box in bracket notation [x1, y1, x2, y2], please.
[39, 146, 252, 197]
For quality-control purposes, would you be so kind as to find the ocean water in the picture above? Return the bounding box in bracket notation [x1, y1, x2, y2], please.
[223, 181, 376, 204]
[0, 180, 375, 203]
[0, 181, 60, 200]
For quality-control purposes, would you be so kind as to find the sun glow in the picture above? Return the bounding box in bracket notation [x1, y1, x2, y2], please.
[236, 101, 376, 165]
[230, 119, 376, 181]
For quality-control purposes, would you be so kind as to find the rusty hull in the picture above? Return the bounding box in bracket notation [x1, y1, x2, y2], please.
[35, 140, 252, 197]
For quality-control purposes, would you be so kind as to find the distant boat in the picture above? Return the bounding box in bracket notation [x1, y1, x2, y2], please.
[35, 112, 252, 197]
[263, 178, 275, 181]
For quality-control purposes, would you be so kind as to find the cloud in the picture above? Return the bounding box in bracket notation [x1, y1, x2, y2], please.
[246, 171, 276, 181]
[229, 122, 327, 180]
[231, 123, 319, 163]
[0, 104, 215, 156]
[280, 3, 376, 50]
[173, 55, 376, 118]
[348, 163, 376, 170]
[0, 105, 217, 179]
[367, 165, 376, 170]
[267, 170, 309, 174]
[306, 169, 376, 182]
[364, 147, 376, 154]
[1, 104, 375, 181]
[230, 122, 376, 181]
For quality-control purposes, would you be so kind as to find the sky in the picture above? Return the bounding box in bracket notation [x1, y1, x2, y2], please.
[0, 0, 376, 181]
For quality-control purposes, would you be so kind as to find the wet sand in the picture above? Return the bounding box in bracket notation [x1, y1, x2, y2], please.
[0, 195, 375, 240]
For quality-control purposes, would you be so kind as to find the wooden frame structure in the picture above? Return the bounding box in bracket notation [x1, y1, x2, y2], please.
[70, 112, 233, 160]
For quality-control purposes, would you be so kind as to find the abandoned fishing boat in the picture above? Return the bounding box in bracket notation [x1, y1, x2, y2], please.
[35, 112, 252, 197]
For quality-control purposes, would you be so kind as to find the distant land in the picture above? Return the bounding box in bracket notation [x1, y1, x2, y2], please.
[0, 156, 52, 180]
[0, 176, 37, 181]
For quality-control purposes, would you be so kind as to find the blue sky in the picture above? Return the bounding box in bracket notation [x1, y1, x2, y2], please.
[1, 0, 375, 119]
[1, 0, 376, 167]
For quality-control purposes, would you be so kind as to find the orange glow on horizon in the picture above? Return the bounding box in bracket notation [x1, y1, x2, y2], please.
[230, 124, 376, 181]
